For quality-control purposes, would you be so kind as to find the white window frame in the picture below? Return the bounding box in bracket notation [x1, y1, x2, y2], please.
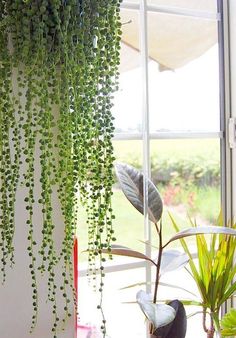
[220, 0, 236, 315]
[225, 0, 236, 221]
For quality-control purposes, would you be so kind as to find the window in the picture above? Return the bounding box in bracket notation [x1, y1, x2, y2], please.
[77, 1, 235, 337]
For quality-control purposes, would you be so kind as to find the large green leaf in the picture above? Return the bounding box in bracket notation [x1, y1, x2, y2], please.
[115, 162, 163, 223]
[221, 281, 236, 304]
[168, 215, 231, 307]
[169, 214, 236, 319]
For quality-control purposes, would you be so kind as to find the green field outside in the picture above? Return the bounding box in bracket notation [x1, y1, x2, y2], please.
[113, 139, 219, 162]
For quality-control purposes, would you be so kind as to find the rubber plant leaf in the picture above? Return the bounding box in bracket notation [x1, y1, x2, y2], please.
[101, 245, 157, 266]
[120, 281, 197, 298]
[160, 250, 189, 275]
[136, 290, 176, 329]
[165, 226, 236, 247]
[115, 162, 163, 223]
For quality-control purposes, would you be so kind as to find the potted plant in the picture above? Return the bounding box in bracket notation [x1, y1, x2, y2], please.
[105, 163, 236, 338]
[170, 215, 236, 338]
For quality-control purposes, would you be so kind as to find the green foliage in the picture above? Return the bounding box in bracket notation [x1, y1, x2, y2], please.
[170, 215, 236, 335]
[221, 309, 236, 336]
[113, 163, 236, 338]
[0, 1, 121, 337]
[113, 139, 220, 188]
[151, 154, 220, 188]
[112, 163, 189, 337]
[113, 139, 221, 224]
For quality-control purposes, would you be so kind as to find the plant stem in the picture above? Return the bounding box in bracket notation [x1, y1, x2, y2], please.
[153, 220, 163, 304]
[203, 309, 215, 338]
[206, 311, 221, 338]
[212, 312, 221, 338]
[207, 329, 215, 338]
[203, 309, 208, 333]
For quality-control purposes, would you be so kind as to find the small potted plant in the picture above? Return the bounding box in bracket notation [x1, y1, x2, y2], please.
[104, 163, 236, 338]
[170, 215, 236, 338]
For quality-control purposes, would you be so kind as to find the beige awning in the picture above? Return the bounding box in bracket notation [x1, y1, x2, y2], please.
[120, 0, 218, 70]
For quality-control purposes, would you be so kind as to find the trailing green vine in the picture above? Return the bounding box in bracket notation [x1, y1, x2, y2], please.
[0, 1, 121, 337]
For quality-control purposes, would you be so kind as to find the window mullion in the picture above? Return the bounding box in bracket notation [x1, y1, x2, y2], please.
[218, 0, 236, 318]
[218, 0, 232, 224]
[140, 0, 152, 308]
[227, 0, 236, 316]
[227, 1, 236, 218]
[113, 131, 223, 140]
[121, 2, 219, 20]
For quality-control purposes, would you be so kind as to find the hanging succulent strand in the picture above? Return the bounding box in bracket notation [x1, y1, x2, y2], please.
[0, 1, 121, 337]
[81, 3, 121, 335]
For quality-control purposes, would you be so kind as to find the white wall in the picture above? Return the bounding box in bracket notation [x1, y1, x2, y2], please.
[0, 70, 75, 338]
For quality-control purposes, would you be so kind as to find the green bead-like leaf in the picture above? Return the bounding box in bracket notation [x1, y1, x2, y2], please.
[0, 1, 122, 335]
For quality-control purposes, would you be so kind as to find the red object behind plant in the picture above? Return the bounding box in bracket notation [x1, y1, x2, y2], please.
[74, 237, 78, 336]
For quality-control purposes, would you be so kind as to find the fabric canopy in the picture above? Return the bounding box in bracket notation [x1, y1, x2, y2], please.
[120, 0, 218, 70]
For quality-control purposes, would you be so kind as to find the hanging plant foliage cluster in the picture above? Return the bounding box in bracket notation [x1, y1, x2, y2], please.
[0, 0, 121, 336]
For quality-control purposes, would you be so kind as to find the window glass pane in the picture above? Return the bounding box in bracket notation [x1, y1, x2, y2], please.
[113, 10, 142, 134]
[149, 138, 221, 338]
[150, 138, 221, 243]
[113, 140, 144, 252]
[77, 140, 144, 260]
[147, 12, 220, 132]
[78, 3, 223, 338]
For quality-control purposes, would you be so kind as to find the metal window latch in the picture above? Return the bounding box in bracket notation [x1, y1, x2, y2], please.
[228, 118, 236, 148]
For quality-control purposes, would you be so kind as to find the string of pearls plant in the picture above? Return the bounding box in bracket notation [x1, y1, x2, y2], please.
[0, 1, 121, 337]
